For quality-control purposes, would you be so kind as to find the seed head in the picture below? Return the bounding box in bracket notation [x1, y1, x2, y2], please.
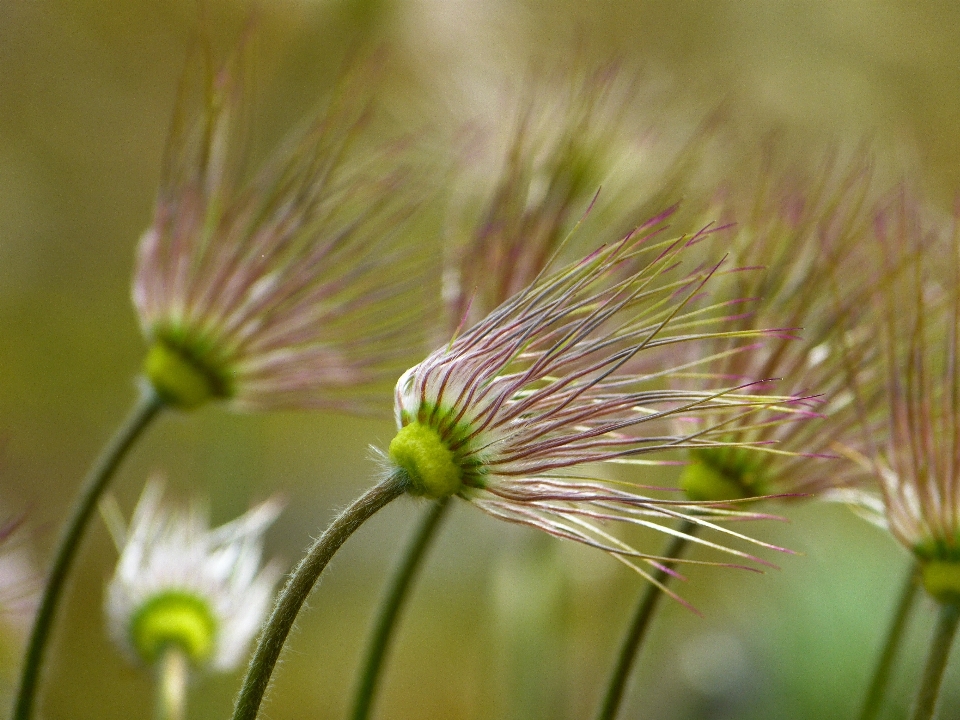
[675, 149, 882, 501]
[842, 191, 960, 602]
[443, 64, 722, 331]
[105, 479, 283, 671]
[132, 40, 426, 412]
[386, 213, 803, 598]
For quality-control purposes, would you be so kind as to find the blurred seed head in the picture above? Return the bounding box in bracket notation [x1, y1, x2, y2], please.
[441, 62, 725, 333]
[673, 147, 884, 500]
[105, 478, 283, 671]
[132, 35, 429, 413]
[839, 190, 960, 601]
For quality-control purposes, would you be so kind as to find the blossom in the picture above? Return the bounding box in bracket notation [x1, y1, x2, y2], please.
[674, 150, 881, 501]
[132, 42, 426, 412]
[386, 213, 803, 597]
[105, 480, 283, 671]
[841, 192, 960, 602]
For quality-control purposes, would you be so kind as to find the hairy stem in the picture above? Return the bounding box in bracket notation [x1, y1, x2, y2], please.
[13, 386, 164, 720]
[231, 473, 409, 720]
[912, 601, 960, 720]
[350, 498, 451, 720]
[860, 564, 921, 720]
[157, 648, 188, 720]
[596, 519, 698, 720]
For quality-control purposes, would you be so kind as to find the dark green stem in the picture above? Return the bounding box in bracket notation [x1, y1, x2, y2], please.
[13, 386, 164, 720]
[350, 497, 451, 720]
[912, 601, 960, 720]
[860, 563, 921, 720]
[596, 519, 698, 720]
[231, 473, 409, 720]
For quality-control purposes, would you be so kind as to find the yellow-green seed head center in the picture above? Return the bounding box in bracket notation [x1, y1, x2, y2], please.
[680, 460, 750, 502]
[921, 561, 960, 604]
[915, 540, 960, 603]
[389, 422, 462, 499]
[144, 341, 229, 409]
[129, 591, 217, 666]
[679, 446, 767, 503]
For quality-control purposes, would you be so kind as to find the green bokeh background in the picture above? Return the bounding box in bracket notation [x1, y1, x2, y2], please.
[1, 1, 958, 718]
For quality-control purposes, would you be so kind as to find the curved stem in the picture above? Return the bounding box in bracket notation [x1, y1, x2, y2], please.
[13, 386, 164, 720]
[350, 497, 451, 720]
[860, 563, 921, 720]
[231, 473, 409, 720]
[156, 647, 189, 720]
[912, 601, 960, 720]
[596, 519, 698, 720]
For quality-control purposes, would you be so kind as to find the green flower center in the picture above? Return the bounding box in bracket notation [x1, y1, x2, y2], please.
[921, 562, 960, 604]
[679, 447, 766, 502]
[144, 339, 232, 409]
[915, 541, 960, 603]
[389, 422, 463, 499]
[129, 591, 218, 666]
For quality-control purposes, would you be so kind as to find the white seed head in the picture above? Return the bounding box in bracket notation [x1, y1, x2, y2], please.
[105, 479, 283, 671]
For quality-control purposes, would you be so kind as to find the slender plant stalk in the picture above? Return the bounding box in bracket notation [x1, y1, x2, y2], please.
[350, 497, 451, 720]
[860, 563, 921, 720]
[231, 473, 410, 720]
[14, 386, 164, 720]
[912, 601, 960, 720]
[157, 647, 188, 720]
[596, 518, 698, 720]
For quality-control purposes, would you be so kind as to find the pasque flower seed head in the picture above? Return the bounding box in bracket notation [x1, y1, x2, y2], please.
[386, 212, 804, 597]
[106, 480, 282, 671]
[842, 192, 960, 603]
[133, 40, 426, 413]
[676, 151, 880, 502]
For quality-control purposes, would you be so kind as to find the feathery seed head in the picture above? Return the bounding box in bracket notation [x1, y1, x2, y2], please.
[673, 149, 881, 500]
[133, 40, 427, 413]
[841, 191, 960, 601]
[106, 480, 283, 671]
[443, 64, 721, 332]
[388, 212, 805, 597]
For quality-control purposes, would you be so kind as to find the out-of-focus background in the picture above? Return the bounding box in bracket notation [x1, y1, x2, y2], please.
[1, 1, 959, 718]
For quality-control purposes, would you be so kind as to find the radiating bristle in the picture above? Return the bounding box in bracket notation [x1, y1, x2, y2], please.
[390, 212, 813, 601]
[132, 40, 431, 413]
[669, 149, 883, 497]
[846, 190, 960, 558]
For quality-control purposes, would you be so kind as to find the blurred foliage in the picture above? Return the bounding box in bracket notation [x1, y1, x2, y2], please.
[2, 0, 960, 718]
